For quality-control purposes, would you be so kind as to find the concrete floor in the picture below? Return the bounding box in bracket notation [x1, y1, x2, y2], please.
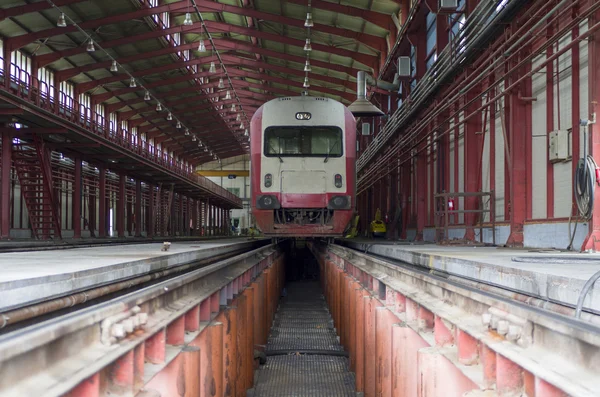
[339, 239, 600, 313]
[0, 239, 256, 312]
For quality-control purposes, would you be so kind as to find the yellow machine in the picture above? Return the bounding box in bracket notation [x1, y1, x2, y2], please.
[369, 208, 387, 238]
[345, 214, 360, 238]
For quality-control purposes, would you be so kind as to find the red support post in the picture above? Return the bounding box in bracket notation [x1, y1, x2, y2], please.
[73, 157, 82, 239]
[135, 180, 142, 237]
[506, 45, 532, 247]
[464, 88, 483, 241]
[98, 167, 106, 238]
[148, 184, 155, 238]
[546, 21, 555, 220]
[1, 130, 12, 239]
[118, 174, 125, 238]
[416, 149, 427, 240]
[582, 7, 600, 251]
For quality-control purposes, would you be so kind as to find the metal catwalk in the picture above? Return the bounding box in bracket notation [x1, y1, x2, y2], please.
[249, 280, 357, 397]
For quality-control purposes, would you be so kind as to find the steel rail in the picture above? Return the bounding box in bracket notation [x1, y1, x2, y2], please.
[0, 243, 281, 397]
[323, 243, 600, 396]
[0, 245, 256, 330]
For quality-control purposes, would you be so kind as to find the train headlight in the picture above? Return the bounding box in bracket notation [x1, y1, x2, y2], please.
[334, 174, 343, 188]
[256, 195, 280, 209]
[264, 173, 273, 188]
[328, 195, 351, 210]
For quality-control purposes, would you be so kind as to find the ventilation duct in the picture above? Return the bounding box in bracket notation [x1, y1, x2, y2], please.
[348, 71, 385, 117]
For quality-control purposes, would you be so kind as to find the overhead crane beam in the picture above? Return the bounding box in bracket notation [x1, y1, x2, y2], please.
[195, 170, 249, 177]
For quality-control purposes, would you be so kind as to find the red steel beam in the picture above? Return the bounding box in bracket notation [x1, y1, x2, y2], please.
[285, 0, 394, 30]
[227, 68, 353, 101]
[204, 20, 378, 69]
[92, 73, 287, 104]
[76, 54, 220, 94]
[7, 1, 189, 50]
[193, 0, 386, 52]
[0, 0, 87, 20]
[54, 37, 363, 82]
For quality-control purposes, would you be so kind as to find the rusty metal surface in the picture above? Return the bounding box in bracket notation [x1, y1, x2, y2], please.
[0, 244, 280, 397]
[253, 281, 356, 396]
[315, 242, 600, 397]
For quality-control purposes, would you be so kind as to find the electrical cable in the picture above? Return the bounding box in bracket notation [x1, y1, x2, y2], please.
[568, 124, 597, 250]
[573, 155, 596, 221]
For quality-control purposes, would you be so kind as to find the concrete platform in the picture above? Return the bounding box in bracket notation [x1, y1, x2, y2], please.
[0, 239, 265, 312]
[0, 235, 232, 253]
[337, 239, 600, 314]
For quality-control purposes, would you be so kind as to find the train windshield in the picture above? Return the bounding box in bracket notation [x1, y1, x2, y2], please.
[264, 126, 343, 157]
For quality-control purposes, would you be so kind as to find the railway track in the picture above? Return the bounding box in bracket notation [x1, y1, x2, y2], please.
[0, 240, 598, 396]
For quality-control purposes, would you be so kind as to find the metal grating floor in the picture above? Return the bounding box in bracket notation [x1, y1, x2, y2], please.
[249, 281, 357, 397]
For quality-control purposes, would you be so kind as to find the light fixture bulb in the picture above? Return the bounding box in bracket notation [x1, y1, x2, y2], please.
[57, 13, 67, 28]
[218, 77, 224, 89]
[236, 114, 241, 121]
[86, 39, 96, 52]
[183, 12, 193, 26]
[198, 39, 206, 52]
[192, 134, 197, 141]
[209, 62, 216, 73]
[167, 112, 173, 121]
[304, 59, 311, 72]
[176, 121, 182, 129]
[244, 128, 249, 136]
[303, 77, 310, 88]
[304, 38, 312, 51]
[240, 122, 244, 129]
[156, 103, 163, 112]
[184, 128, 190, 136]
[144, 90, 151, 101]
[129, 77, 136, 88]
[110, 60, 118, 72]
[304, 12, 314, 28]
[231, 104, 236, 111]
[225, 90, 231, 100]
[204, 147, 208, 152]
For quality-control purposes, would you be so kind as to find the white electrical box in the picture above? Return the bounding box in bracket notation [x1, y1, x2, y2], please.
[549, 130, 570, 163]
[398, 56, 411, 77]
[439, 0, 458, 9]
[361, 123, 370, 136]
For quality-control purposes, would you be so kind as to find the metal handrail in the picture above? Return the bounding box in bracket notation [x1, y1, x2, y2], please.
[357, 0, 520, 175]
[0, 61, 241, 207]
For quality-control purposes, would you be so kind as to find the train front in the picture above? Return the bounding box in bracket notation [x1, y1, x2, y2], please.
[250, 96, 356, 237]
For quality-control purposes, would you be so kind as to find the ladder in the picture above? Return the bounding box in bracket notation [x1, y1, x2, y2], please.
[12, 135, 62, 239]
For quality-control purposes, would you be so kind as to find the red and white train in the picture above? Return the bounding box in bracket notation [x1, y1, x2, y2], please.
[250, 95, 356, 237]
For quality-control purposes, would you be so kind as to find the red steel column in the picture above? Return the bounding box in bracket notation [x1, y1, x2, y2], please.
[416, 148, 427, 241]
[118, 174, 126, 238]
[1, 130, 12, 239]
[582, 6, 600, 250]
[148, 183, 155, 238]
[135, 180, 142, 237]
[546, 21, 555, 219]
[73, 157, 82, 238]
[506, 45, 532, 247]
[98, 167, 107, 238]
[464, 88, 483, 241]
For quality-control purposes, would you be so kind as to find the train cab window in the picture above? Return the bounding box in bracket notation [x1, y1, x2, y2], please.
[264, 126, 343, 157]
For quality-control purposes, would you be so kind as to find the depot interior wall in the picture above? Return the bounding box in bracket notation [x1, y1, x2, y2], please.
[201, 155, 251, 230]
[419, 22, 590, 248]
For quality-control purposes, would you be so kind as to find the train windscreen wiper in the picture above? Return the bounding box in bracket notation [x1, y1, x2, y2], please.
[268, 141, 283, 163]
[323, 140, 340, 163]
